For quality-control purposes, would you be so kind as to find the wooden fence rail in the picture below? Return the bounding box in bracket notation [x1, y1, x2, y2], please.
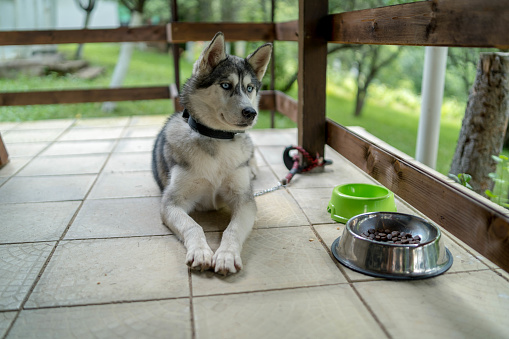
[329, 0, 509, 48]
[0, 86, 178, 106]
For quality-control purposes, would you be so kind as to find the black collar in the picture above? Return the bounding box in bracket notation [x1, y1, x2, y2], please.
[182, 109, 243, 140]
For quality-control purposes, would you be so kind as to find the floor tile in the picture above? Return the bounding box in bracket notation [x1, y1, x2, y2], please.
[3, 129, 63, 143]
[87, 172, 161, 199]
[497, 269, 509, 281]
[129, 115, 167, 127]
[17, 154, 108, 176]
[0, 242, 55, 311]
[285, 163, 371, 189]
[0, 175, 96, 204]
[9, 299, 191, 339]
[41, 140, 116, 156]
[115, 138, 155, 153]
[253, 148, 269, 167]
[102, 153, 152, 173]
[0, 122, 19, 131]
[66, 197, 170, 239]
[0, 157, 31, 177]
[123, 126, 160, 139]
[189, 208, 232, 233]
[0, 312, 17, 338]
[252, 165, 280, 192]
[167, 189, 310, 233]
[193, 285, 385, 339]
[440, 235, 491, 273]
[355, 271, 509, 338]
[3, 142, 48, 157]
[13, 119, 74, 131]
[0, 201, 80, 243]
[441, 228, 501, 270]
[0, 177, 6, 186]
[258, 144, 376, 188]
[59, 127, 124, 141]
[256, 145, 287, 167]
[26, 236, 189, 308]
[314, 223, 380, 282]
[249, 128, 297, 146]
[289, 187, 335, 224]
[73, 117, 130, 128]
[192, 226, 347, 296]
[254, 189, 309, 228]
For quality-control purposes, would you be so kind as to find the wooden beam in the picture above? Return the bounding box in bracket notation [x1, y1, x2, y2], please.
[275, 91, 298, 123]
[298, 0, 328, 158]
[0, 133, 8, 169]
[0, 26, 167, 46]
[329, 0, 509, 48]
[0, 86, 174, 106]
[167, 22, 275, 43]
[259, 90, 298, 123]
[259, 91, 276, 111]
[326, 119, 509, 272]
[275, 21, 298, 41]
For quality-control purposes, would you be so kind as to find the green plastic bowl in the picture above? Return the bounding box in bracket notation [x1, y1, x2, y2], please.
[327, 183, 397, 223]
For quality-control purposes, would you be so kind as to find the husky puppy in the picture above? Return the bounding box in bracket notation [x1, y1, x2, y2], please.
[152, 32, 272, 275]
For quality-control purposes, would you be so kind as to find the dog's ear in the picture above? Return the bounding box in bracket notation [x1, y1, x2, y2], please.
[194, 32, 227, 74]
[246, 43, 273, 81]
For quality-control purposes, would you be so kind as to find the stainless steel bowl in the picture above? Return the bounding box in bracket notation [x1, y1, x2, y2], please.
[331, 212, 453, 279]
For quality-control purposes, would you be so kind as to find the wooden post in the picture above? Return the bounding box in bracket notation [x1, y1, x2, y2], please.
[270, 0, 276, 128]
[170, 0, 183, 112]
[298, 0, 328, 160]
[0, 133, 9, 168]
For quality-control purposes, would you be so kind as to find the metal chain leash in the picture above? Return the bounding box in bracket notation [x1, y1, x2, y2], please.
[254, 180, 286, 197]
[253, 145, 333, 198]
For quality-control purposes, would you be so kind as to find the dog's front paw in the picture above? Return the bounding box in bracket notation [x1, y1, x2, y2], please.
[212, 248, 243, 275]
[186, 245, 214, 271]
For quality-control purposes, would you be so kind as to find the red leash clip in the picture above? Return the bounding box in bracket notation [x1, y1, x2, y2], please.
[282, 145, 332, 184]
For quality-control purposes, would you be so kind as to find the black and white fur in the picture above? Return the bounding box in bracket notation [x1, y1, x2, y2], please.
[152, 32, 272, 275]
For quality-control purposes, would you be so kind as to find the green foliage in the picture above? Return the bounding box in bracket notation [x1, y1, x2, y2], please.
[448, 173, 473, 189]
[485, 155, 509, 208]
[1, 0, 501, 176]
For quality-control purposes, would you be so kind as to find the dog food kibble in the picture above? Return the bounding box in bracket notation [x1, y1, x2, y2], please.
[360, 229, 422, 244]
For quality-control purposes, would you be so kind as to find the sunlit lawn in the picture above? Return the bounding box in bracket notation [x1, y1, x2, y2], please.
[0, 43, 463, 175]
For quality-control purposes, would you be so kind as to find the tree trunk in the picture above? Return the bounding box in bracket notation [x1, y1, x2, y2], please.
[74, 0, 96, 60]
[450, 53, 509, 195]
[354, 86, 367, 117]
[75, 8, 93, 59]
[102, 11, 143, 112]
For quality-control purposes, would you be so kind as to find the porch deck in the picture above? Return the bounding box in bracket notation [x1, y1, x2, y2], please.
[1, 116, 508, 338]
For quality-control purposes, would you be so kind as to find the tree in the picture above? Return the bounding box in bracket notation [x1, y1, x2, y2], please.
[447, 48, 480, 100]
[74, 0, 97, 60]
[102, 0, 147, 112]
[280, 44, 359, 92]
[353, 45, 402, 116]
[450, 53, 509, 195]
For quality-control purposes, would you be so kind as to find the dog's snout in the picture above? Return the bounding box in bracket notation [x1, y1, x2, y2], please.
[242, 107, 257, 121]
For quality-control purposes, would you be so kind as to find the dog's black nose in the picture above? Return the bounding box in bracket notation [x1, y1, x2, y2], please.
[242, 107, 257, 121]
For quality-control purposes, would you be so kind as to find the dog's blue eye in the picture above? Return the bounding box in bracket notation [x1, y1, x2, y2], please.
[221, 83, 231, 90]
[247, 85, 254, 93]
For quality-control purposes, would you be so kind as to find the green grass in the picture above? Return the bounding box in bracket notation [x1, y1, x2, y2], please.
[1, 43, 464, 174]
[0, 43, 295, 128]
[323, 82, 462, 175]
[284, 79, 462, 175]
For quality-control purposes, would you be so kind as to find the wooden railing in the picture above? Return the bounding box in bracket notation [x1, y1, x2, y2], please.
[0, 0, 508, 271]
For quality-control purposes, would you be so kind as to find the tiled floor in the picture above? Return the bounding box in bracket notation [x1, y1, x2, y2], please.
[1, 117, 509, 339]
